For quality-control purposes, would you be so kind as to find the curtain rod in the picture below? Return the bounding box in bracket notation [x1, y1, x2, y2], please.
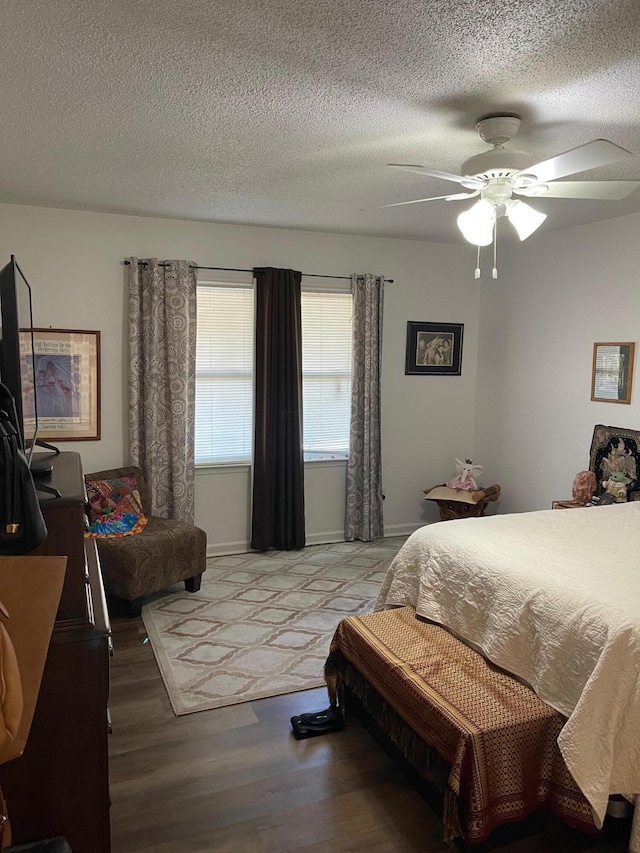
[123, 259, 393, 283]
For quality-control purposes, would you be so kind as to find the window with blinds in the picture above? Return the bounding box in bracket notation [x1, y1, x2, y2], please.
[593, 344, 625, 401]
[301, 290, 353, 459]
[195, 282, 353, 465]
[195, 284, 254, 464]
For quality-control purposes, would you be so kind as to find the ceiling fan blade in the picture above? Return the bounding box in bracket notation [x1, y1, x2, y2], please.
[377, 191, 480, 209]
[516, 180, 640, 200]
[443, 191, 481, 201]
[515, 139, 633, 183]
[388, 163, 483, 187]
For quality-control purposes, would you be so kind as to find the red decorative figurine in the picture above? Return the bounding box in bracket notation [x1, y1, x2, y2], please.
[572, 470, 597, 505]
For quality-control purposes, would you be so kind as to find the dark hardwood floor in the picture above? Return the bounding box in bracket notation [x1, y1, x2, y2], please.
[108, 615, 632, 853]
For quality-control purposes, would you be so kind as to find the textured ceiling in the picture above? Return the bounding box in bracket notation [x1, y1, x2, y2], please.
[1, 0, 640, 243]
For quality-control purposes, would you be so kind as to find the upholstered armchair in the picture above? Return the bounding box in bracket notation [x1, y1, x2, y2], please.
[85, 465, 207, 617]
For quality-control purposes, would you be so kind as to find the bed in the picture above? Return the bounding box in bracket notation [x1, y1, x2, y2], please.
[373, 500, 640, 850]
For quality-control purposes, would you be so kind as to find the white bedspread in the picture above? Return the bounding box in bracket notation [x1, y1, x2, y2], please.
[376, 502, 640, 836]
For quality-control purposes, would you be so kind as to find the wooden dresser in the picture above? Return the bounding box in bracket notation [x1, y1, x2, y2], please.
[0, 452, 111, 852]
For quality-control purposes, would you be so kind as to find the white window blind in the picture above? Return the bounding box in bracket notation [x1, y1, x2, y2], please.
[301, 290, 353, 458]
[195, 284, 254, 464]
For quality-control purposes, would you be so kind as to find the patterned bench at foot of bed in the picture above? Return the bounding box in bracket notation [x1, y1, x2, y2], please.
[324, 606, 596, 845]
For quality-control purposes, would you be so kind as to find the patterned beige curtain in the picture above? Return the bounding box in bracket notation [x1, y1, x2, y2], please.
[128, 258, 198, 523]
[345, 273, 384, 541]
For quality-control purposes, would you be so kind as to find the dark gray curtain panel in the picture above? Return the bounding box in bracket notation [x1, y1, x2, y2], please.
[251, 267, 305, 551]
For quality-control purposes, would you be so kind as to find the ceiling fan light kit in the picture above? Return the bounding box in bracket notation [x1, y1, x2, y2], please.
[504, 199, 547, 241]
[457, 200, 495, 246]
[386, 114, 639, 278]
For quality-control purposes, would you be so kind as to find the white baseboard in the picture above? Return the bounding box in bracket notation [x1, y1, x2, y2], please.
[207, 540, 251, 557]
[305, 529, 346, 546]
[208, 531, 346, 556]
[307, 524, 428, 545]
[206, 523, 427, 557]
[383, 521, 428, 537]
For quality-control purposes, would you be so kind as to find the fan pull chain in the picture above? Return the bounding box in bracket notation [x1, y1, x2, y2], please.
[492, 219, 498, 279]
[475, 245, 481, 279]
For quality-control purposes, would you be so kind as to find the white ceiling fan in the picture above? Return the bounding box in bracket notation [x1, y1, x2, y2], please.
[385, 115, 639, 257]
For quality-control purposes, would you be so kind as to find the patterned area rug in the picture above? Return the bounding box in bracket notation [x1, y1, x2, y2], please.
[141, 537, 406, 715]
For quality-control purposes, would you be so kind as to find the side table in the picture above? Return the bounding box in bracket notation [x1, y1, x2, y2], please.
[552, 500, 587, 510]
[424, 484, 501, 521]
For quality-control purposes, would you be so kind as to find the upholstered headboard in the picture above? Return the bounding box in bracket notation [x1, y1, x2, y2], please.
[589, 424, 640, 500]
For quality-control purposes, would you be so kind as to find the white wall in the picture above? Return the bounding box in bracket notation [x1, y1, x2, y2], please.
[0, 203, 481, 552]
[475, 211, 640, 513]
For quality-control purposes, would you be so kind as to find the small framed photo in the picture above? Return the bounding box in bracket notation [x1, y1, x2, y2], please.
[26, 329, 101, 440]
[405, 321, 464, 376]
[591, 342, 635, 405]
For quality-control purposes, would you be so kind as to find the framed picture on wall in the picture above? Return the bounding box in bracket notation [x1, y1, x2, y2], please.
[591, 341, 635, 405]
[26, 328, 101, 440]
[405, 321, 464, 376]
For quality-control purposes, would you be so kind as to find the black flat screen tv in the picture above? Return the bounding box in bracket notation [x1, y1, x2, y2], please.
[0, 256, 38, 457]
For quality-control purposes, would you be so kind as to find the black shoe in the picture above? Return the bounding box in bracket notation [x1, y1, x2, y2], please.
[290, 705, 344, 739]
[297, 706, 343, 725]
